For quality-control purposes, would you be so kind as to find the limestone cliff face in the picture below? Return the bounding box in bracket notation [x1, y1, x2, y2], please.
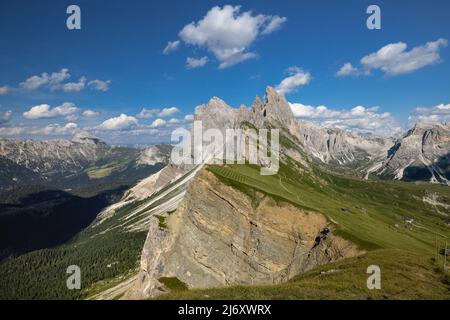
[132, 169, 359, 298]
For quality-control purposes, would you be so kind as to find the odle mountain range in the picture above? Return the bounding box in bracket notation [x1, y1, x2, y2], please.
[1, 88, 448, 189]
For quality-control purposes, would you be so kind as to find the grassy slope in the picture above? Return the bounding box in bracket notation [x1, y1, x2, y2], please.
[208, 163, 450, 255]
[158, 158, 450, 299]
[159, 249, 449, 300]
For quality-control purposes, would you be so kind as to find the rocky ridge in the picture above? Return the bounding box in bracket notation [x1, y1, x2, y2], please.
[372, 122, 450, 184]
[0, 134, 108, 176]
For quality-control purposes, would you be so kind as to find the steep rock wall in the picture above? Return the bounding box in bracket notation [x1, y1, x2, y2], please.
[131, 168, 360, 298]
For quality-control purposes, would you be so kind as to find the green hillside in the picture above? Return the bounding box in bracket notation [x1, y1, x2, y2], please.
[158, 249, 450, 299]
[155, 160, 450, 299]
[207, 162, 450, 255]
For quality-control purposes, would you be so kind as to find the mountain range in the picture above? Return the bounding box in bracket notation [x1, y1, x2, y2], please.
[0, 87, 449, 300]
[0, 133, 170, 194]
[1, 89, 448, 188]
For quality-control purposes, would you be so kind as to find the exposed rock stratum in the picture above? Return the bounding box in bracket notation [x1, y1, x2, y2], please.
[129, 169, 359, 298]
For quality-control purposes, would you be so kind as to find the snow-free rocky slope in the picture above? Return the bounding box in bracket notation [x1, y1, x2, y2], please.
[0, 132, 108, 176]
[298, 121, 394, 176]
[371, 122, 450, 184]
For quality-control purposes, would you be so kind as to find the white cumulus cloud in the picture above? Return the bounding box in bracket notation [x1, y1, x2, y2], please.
[98, 114, 138, 131]
[62, 77, 86, 92]
[275, 67, 311, 94]
[19, 68, 111, 92]
[23, 102, 79, 119]
[0, 110, 12, 125]
[65, 114, 78, 122]
[82, 110, 100, 117]
[137, 108, 159, 119]
[20, 68, 70, 90]
[290, 102, 403, 137]
[88, 79, 111, 92]
[0, 86, 10, 95]
[337, 38, 448, 77]
[168, 118, 181, 124]
[336, 63, 359, 77]
[150, 118, 167, 128]
[158, 107, 179, 117]
[408, 103, 450, 124]
[32, 122, 78, 136]
[261, 15, 287, 35]
[178, 5, 286, 69]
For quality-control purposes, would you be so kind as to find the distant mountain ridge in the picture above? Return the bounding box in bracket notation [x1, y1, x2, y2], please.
[298, 120, 395, 176]
[299, 120, 450, 185]
[372, 122, 450, 184]
[0, 134, 108, 177]
[195, 87, 449, 184]
[0, 134, 170, 262]
[0, 134, 170, 193]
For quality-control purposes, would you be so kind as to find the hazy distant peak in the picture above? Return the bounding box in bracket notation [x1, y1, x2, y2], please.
[72, 131, 103, 145]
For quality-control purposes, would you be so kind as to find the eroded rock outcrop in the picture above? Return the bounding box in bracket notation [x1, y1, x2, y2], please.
[131, 169, 360, 298]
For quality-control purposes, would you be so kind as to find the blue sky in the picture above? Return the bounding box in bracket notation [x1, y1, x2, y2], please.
[0, 0, 449, 144]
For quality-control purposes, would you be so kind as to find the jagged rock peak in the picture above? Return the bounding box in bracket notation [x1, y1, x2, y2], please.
[264, 86, 285, 103]
[192, 86, 303, 142]
[196, 96, 233, 113]
[195, 95, 237, 130]
[208, 96, 230, 107]
[252, 95, 263, 109]
[262, 86, 296, 121]
[253, 86, 302, 141]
